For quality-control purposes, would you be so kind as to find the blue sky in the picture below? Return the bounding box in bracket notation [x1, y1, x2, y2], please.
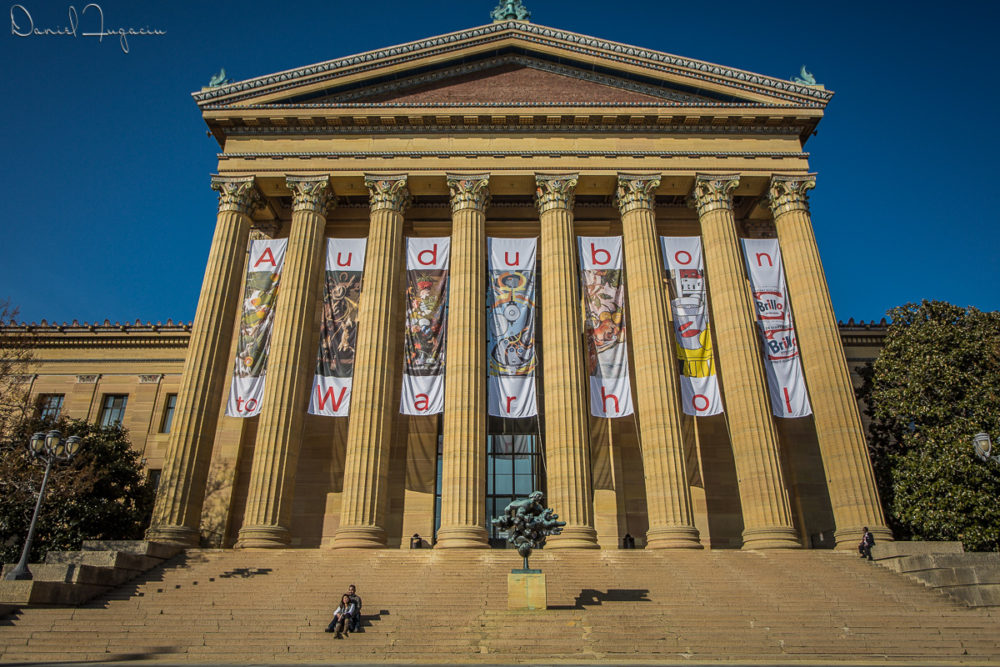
[3, 0, 997, 325]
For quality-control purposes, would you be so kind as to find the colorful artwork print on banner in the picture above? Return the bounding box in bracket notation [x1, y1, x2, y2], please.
[400, 237, 451, 415]
[226, 238, 288, 418]
[578, 236, 634, 418]
[308, 238, 367, 417]
[487, 237, 537, 418]
[660, 236, 724, 417]
[741, 238, 812, 418]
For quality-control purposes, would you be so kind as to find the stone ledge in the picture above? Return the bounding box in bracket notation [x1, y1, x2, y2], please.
[0, 580, 108, 606]
[1, 562, 133, 588]
[872, 542, 1000, 607]
[44, 550, 161, 571]
[82, 540, 183, 560]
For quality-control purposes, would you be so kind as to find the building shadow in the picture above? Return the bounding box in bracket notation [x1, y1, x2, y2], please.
[548, 588, 651, 610]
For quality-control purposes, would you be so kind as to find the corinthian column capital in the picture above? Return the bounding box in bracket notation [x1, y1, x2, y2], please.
[211, 175, 263, 216]
[446, 174, 491, 213]
[689, 174, 740, 217]
[535, 174, 578, 214]
[616, 173, 662, 215]
[365, 174, 411, 213]
[768, 174, 817, 218]
[285, 175, 335, 216]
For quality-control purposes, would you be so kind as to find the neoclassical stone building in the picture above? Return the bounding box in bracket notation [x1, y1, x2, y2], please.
[17, 9, 893, 551]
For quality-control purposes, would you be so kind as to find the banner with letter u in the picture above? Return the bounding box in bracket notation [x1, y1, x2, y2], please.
[226, 238, 288, 418]
[400, 237, 451, 415]
[578, 236, 634, 418]
[308, 238, 367, 417]
[487, 238, 538, 418]
[660, 237, 724, 417]
[741, 238, 812, 418]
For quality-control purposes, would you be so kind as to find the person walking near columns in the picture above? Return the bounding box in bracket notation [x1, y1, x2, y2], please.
[148, 175, 262, 546]
[617, 174, 701, 548]
[436, 174, 491, 548]
[333, 175, 411, 548]
[237, 175, 335, 548]
[768, 174, 892, 546]
[691, 174, 799, 549]
[535, 174, 598, 549]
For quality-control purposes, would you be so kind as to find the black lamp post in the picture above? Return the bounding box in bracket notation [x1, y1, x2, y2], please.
[4, 430, 83, 581]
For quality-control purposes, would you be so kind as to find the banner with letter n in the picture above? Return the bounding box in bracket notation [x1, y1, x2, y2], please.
[308, 238, 367, 417]
[741, 238, 812, 418]
[660, 236, 724, 417]
[400, 237, 451, 415]
[578, 236, 634, 418]
[487, 237, 538, 418]
[226, 238, 288, 418]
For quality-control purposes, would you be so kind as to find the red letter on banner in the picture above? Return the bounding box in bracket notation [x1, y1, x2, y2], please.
[590, 244, 611, 266]
[417, 245, 438, 266]
[504, 252, 519, 266]
[600, 386, 620, 414]
[505, 396, 517, 413]
[414, 394, 430, 411]
[254, 247, 277, 268]
[692, 394, 710, 413]
[674, 250, 692, 266]
[336, 253, 352, 267]
[316, 385, 347, 412]
[755, 253, 773, 267]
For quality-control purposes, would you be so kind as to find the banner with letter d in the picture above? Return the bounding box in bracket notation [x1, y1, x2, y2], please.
[400, 237, 451, 415]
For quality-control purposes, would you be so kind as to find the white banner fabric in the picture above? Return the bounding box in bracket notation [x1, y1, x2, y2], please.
[400, 237, 451, 416]
[661, 236, 724, 417]
[487, 237, 538, 418]
[226, 238, 288, 418]
[741, 238, 813, 418]
[308, 238, 367, 417]
[578, 236, 634, 418]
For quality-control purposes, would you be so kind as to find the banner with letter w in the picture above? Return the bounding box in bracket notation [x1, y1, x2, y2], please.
[226, 238, 288, 418]
[400, 237, 451, 415]
[741, 238, 812, 418]
[308, 238, 367, 417]
[578, 236, 634, 418]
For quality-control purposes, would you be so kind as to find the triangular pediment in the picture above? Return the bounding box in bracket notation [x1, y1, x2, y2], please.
[194, 22, 831, 109]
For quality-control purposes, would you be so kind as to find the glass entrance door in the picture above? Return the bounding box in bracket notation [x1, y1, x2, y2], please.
[487, 416, 543, 547]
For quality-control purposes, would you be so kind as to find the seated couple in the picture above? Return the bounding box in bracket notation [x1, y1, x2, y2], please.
[325, 584, 362, 638]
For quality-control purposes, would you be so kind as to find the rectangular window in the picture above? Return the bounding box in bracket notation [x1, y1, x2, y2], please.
[37, 394, 64, 420]
[99, 394, 128, 427]
[160, 394, 177, 433]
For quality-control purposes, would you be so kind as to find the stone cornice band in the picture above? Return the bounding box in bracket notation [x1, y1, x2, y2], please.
[446, 174, 491, 213]
[689, 174, 740, 216]
[534, 174, 578, 214]
[364, 175, 412, 213]
[211, 175, 263, 216]
[285, 175, 336, 215]
[617, 174, 662, 215]
[768, 174, 817, 217]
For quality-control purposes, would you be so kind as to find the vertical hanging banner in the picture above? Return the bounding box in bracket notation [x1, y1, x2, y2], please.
[741, 238, 813, 418]
[660, 237, 724, 417]
[308, 238, 367, 417]
[226, 238, 288, 417]
[400, 237, 451, 415]
[578, 236, 634, 418]
[487, 237, 538, 418]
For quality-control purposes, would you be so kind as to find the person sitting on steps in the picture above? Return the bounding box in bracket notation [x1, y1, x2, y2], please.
[858, 526, 875, 561]
[346, 583, 362, 632]
[325, 594, 356, 638]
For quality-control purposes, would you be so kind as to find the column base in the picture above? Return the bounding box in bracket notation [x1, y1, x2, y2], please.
[435, 526, 489, 549]
[741, 526, 801, 550]
[331, 525, 386, 549]
[646, 526, 704, 549]
[145, 525, 200, 547]
[235, 525, 291, 549]
[545, 525, 600, 549]
[833, 525, 894, 550]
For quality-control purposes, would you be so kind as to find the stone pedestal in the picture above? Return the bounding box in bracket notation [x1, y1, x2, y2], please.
[508, 570, 546, 610]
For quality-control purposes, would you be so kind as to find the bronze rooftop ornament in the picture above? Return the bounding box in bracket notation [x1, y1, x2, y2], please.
[492, 491, 565, 569]
[491, 0, 530, 22]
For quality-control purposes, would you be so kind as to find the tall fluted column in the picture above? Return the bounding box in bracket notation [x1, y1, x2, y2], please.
[692, 174, 799, 549]
[768, 174, 891, 546]
[617, 174, 701, 549]
[333, 176, 410, 548]
[148, 175, 261, 546]
[437, 175, 491, 548]
[236, 176, 334, 548]
[536, 174, 598, 549]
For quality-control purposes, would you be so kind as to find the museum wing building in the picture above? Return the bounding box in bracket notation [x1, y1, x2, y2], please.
[20, 12, 893, 552]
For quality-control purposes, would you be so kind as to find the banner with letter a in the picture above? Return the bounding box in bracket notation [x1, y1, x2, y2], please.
[400, 237, 451, 415]
[660, 237, 724, 417]
[578, 236, 634, 418]
[226, 238, 288, 418]
[308, 238, 367, 417]
[741, 238, 812, 418]
[487, 237, 538, 418]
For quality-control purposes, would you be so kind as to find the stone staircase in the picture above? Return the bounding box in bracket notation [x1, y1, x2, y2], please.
[2, 549, 999, 663]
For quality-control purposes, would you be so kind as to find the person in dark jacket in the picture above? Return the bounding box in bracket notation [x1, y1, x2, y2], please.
[858, 526, 875, 561]
[346, 584, 362, 632]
